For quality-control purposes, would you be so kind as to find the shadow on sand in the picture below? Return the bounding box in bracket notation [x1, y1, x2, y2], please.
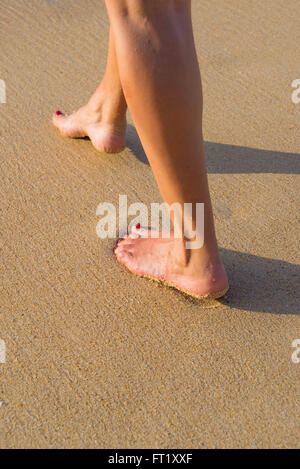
[220, 249, 299, 315]
[126, 124, 300, 174]
[126, 125, 300, 315]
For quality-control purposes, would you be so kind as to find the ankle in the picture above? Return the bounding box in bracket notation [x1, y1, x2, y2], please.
[171, 238, 228, 291]
[87, 79, 127, 126]
[173, 236, 220, 267]
[185, 243, 224, 278]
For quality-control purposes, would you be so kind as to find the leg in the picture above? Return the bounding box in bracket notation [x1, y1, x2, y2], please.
[52, 27, 127, 152]
[109, 0, 228, 298]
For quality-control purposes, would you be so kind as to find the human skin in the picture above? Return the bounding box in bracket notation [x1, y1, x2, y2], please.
[53, 0, 229, 299]
[53, 27, 127, 153]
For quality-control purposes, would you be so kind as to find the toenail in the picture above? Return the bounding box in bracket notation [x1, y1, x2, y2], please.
[55, 111, 62, 116]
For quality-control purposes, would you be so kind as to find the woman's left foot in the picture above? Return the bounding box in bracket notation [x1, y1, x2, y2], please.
[52, 80, 127, 153]
[52, 105, 126, 153]
[115, 230, 229, 299]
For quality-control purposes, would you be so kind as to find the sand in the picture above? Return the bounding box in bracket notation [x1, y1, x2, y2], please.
[0, 0, 299, 449]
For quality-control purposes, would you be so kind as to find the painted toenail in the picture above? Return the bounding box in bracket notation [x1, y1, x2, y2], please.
[55, 111, 62, 116]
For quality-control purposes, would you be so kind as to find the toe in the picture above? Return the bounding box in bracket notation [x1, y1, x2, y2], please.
[115, 244, 133, 264]
[52, 110, 66, 125]
[128, 232, 140, 239]
[131, 225, 150, 238]
[53, 110, 65, 119]
[116, 237, 134, 247]
[131, 224, 141, 234]
[130, 225, 162, 239]
[115, 240, 133, 254]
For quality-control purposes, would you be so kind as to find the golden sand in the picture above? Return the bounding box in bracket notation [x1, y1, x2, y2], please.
[0, 0, 299, 448]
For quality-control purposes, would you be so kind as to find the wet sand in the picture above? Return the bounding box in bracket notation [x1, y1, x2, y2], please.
[0, 0, 299, 448]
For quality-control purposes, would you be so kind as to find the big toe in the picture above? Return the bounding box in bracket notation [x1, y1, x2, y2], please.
[52, 110, 66, 124]
[53, 110, 65, 117]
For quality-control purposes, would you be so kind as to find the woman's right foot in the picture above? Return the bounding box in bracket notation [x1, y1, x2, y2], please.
[115, 232, 229, 300]
[52, 86, 127, 153]
[118, 225, 229, 300]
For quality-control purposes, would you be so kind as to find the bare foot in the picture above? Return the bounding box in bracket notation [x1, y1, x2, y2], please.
[115, 227, 229, 299]
[52, 91, 126, 153]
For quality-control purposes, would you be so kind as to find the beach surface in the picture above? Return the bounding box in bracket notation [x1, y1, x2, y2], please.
[0, 0, 299, 448]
